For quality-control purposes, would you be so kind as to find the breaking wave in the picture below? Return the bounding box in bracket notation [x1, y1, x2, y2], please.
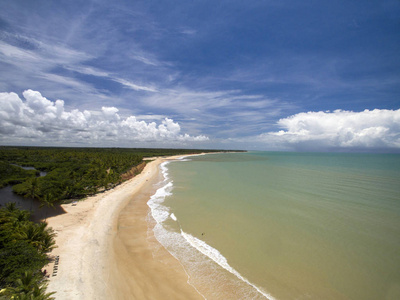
[147, 159, 275, 300]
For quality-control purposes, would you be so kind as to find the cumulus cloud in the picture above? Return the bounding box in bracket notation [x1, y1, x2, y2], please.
[0, 90, 208, 146]
[260, 109, 400, 151]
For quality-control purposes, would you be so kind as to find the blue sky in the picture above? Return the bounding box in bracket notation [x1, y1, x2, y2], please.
[0, 0, 399, 151]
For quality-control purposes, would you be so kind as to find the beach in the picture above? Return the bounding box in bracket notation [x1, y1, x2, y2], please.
[42, 151, 400, 300]
[45, 156, 203, 300]
[157, 152, 400, 300]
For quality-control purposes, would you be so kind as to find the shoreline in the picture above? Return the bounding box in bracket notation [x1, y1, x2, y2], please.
[45, 155, 204, 299]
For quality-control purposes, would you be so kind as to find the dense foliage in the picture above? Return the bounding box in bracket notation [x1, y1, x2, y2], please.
[0, 162, 38, 188]
[0, 146, 229, 206]
[0, 147, 145, 205]
[0, 203, 56, 299]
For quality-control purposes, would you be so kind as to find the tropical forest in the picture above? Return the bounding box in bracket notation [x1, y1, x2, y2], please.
[0, 146, 224, 299]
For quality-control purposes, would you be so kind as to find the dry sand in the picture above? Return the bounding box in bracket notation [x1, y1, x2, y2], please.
[45, 156, 204, 300]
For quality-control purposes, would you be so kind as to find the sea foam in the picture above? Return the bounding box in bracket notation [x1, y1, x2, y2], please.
[147, 159, 275, 300]
[147, 181, 173, 224]
[170, 213, 177, 221]
[181, 231, 275, 300]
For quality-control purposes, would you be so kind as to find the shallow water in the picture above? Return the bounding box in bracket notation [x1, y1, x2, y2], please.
[0, 186, 65, 221]
[148, 152, 400, 299]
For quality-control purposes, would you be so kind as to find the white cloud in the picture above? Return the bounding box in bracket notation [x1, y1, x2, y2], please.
[0, 41, 41, 63]
[102, 106, 120, 121]
[0, 90, 208, 146]
[111, 78, 158, 92]
[0, 38, 90, 69]
[65, 65, 111, 78]
[135, 114, 166, 120]
[65, 65, 158, 93]
[138, 87, 291, 138]
[181, 29, 197, 35]
[130, 54, 161, 67]
[260, 109, 400, 150]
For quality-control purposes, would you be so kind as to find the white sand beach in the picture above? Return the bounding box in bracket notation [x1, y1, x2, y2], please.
[45, 156, 203, 299]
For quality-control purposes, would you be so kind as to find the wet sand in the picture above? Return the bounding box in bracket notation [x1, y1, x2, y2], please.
[45, 156, 203, 299]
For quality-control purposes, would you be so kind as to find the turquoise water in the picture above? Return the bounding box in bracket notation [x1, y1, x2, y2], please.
[147, 152, 400, 299]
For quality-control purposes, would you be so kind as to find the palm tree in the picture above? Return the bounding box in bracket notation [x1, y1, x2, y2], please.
[15, 209, 30, 223]
[35, 222, 56, 253]
[0, 271, 55, 300]
[14, 271, 36, 294]
[0, 203, 30, 237]
[5, 202, 18, 213]
[18, 222, 56, 254]
[26, 178, 40, 212]
[21, 224, 41, 248]
[40, 193, 55, 221]
[40, 233, 57, 254]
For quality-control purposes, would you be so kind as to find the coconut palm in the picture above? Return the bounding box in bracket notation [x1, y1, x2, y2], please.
[0, 271, 55, 300]
[25, 178, 40, 211]
[17, 222, 56, 254]
[5, 202, 18, 213]
[39, 193, 55, 221]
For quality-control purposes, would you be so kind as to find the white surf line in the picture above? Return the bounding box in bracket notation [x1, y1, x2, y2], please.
[170, 212, 177, 221]
[160, 156, 275, 300]
[180, 231, 276, 300]
[147, 162, 207, 300]
[164, 156, 275, 300]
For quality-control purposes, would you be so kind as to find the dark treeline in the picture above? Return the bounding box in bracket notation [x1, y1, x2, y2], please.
[0, 146, 233, 208]
[0, 203, 56, 299]
[0, 161, 39, 188]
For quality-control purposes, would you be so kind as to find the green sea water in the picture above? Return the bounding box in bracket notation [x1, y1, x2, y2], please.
[150, 152, 400, 299]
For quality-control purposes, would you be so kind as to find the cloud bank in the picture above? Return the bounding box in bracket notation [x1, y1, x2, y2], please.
[261, 109, 400, 151]
[1, 89, 398, 152]
[0, 90, 208, 146]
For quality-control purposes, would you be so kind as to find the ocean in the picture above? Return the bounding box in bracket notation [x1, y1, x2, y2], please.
[147, 152, 400, 300]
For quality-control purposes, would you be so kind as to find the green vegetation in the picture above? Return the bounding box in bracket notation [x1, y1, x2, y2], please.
[0, 162, 38, 188]
[0, 203, 56, 299]
[0, 146, 240, 299]
[0, 147, 144, 205]
[0, 146, 231, 298]
[0, 146, 232, 207]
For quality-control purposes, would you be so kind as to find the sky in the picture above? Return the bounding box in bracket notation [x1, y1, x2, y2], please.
[0, 0, 399, 152]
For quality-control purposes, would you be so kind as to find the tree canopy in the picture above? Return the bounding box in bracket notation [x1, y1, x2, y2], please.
[0, 203, 56, 299]
[0, 146, 227, 207]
